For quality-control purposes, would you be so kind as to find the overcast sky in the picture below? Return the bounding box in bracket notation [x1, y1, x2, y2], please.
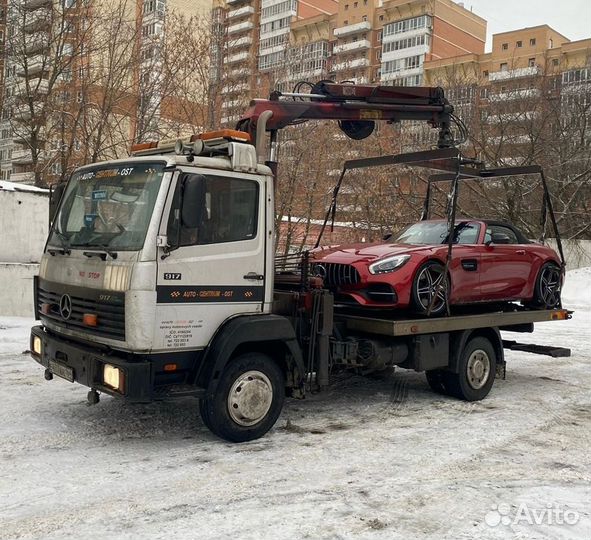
[462, 0, 591, 51]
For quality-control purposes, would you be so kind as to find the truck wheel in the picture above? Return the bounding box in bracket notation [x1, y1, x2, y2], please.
[445, 337, 496, 401]
[199, 353, 285, 442]
[411, 261, 449, 316]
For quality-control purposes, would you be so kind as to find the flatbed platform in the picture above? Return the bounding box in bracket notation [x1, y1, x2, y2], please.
[338, 308, 571, 337]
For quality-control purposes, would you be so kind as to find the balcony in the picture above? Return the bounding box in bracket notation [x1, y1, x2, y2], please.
[332, 39, 371, 54]
[227, 68, 249, 79]
[333, 21, 371, 38]
[223, 51, 249, 64]
[332, 57, 369, 71]
[24, 0, 51, 10]
[12, 148, 37, 165]
[227, 36, 252, 49]
[486, 111, 539, 124]
[289, 68, 325, 80]
[13, 103, 43, 121]
[220, 115, 239, 125]
[23, 10, 51, 33]
[222, 99, 242, 109]
[488, 88, 540, 102]
[25, 33, 50, 55]
[9, 172, 36, 183]
[380, 66, 422, 82]
[227, 21, 254, 35]
[226, 0, 250, 5]
[15, 78, 49, 96]
[16, 55, 49, 77]
[488, 65, 541, 82]
[222, 82, 249, 93]
[227, 5, 255, 19]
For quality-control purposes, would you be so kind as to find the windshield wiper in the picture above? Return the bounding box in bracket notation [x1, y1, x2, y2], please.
[47, 230, 71, 256]
[70, 242, 118, 260]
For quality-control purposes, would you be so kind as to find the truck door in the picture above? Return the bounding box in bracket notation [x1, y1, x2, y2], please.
[154, 170, 266, 352]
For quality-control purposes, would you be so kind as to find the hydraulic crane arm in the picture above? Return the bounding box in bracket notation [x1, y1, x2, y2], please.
[236, 82, 457, 164]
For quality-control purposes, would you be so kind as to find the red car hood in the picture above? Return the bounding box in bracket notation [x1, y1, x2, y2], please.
[311, 243, 436, 264]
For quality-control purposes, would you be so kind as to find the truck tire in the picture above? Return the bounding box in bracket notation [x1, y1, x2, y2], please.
[445, 336, 496, 401]
[199, 353, 285, 442]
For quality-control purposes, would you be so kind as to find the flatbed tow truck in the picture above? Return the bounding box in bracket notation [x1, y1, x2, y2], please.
[30, 83, 571, 441]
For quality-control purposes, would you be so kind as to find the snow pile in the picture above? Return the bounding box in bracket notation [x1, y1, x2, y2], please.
[561, 266, 591, 309]
[0, 180, 48, 193]
[0, 317, 33, 355]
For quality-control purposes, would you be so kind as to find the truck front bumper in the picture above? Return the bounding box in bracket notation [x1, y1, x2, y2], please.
[30, 326, 152, 402]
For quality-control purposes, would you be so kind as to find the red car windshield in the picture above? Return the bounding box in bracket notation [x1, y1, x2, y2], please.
[395, 221, 480, 245]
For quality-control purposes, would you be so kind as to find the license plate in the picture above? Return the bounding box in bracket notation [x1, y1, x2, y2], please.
[49, 360, 74, 382]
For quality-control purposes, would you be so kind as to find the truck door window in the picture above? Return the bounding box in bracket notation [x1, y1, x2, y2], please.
[168, 175, 259, 246]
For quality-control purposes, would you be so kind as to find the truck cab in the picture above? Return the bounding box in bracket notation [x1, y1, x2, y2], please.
[31, 132, 304, 415]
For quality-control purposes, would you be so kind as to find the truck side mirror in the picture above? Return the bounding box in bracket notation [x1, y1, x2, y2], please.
[181, 175, 207, 229]
[49, 182, 67, 226]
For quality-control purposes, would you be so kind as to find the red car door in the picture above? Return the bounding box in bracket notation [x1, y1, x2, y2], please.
[479, 224, 534, 300]
[447, 222, 484, 303]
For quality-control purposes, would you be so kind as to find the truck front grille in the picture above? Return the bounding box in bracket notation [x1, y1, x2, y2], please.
[311, 262, 361, 288]
[37, 280, 125, 341]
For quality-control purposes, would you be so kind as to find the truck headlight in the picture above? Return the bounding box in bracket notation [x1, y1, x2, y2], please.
[369, 254, 411, 275]
[103, 364, 124, 391]
[32, 336, 42, 356]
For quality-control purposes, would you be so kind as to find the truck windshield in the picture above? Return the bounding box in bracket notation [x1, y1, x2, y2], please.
[48, 163, 165, 252]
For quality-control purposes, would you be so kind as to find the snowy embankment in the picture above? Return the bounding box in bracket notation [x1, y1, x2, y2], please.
[0, 269, 589, 540]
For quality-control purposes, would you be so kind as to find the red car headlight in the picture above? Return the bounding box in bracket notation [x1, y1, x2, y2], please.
[369, 254, 411, 275]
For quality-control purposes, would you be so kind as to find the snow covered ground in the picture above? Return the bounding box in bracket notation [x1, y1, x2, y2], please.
[0, 270, 589, 540]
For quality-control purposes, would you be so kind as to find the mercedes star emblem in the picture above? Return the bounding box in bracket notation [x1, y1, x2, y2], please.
[59, 294, 72, 320]
[313, 264, 327, 279]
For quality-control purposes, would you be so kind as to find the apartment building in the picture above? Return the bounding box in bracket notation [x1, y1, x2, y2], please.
[0, 0, 210, 185]
[212, 0, 337, 125]
[212, 0, 485, 126]
[424, 26, 591, 161]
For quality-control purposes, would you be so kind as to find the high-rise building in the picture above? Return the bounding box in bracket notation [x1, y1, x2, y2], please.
[424, 26, 591, 161]
[0, 0, 211, 185]
[211, 0, 486, 126]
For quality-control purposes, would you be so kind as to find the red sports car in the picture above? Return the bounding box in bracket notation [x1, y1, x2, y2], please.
[310, 219, 563, 315]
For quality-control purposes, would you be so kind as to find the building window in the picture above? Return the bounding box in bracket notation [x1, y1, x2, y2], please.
[502, 43, 508, 50]
[362, 15, 367, 21]
[344, 3, 348, 9]
[354, 1, 358, 7]
[530, 38, 536, 46]
[528, 58, 535, 67]
[552, 58, 559, 66]
[549, 38, 553, 48]
[500, 62, 508, 71]
[377, 30, 382, 42]
[379, 15, 384, 21]
[483, 70, 489, 77]
[516, 40, 522, 48]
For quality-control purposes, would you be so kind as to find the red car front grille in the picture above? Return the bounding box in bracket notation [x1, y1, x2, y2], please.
[312, 262, 361, 287]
